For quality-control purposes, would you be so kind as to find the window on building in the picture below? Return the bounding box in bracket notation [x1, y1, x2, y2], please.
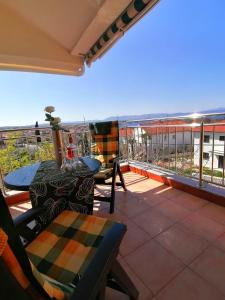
[204, 135, 210, 143]
[172, 134, 175, 139]
[219, 136, 225, 141]
[203, 152, 209, 160]
[218, 155, 224, 169]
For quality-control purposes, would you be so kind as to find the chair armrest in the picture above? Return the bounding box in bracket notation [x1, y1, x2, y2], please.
[14, 207, 44, 228]
[13, 207, 44, 244]
[71, 222, 126, 300]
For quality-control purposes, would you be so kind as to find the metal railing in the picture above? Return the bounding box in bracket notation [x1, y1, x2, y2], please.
[1, 112, 225, 194]
[0, 124, 92, 194]
[120, 112, 225, 188]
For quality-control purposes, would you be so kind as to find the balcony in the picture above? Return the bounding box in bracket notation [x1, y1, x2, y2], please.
[9, 172, 225, 299]
[2, 1, 224, 299]
[2, 112, 225, 299]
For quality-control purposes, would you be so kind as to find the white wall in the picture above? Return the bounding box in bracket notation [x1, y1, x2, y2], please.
[194, 132, 225, 170]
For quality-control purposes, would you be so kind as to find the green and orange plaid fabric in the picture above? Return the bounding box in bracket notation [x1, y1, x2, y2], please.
[89, 121, 119, 168]
[1, 210, 116, 300]
[0, 228, 44, 299]
[30, 261, 73, 299]
[26, 210, 115, 296]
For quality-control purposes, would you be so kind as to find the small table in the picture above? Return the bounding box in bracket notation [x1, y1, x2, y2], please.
[4, 157, 101, 223]
[4, 157, 101, 191]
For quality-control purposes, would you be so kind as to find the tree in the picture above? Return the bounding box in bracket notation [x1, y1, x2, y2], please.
[0, 132, 55, 175]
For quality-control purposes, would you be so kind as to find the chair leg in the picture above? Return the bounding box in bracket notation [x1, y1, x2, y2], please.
[96, 277, 107, 300]
[110, 172, 116, 214]
[110, 259, 139, 300]
[94, 162, 126, 214]
[109, 161, 119, 214]
[117, 165, 127, 191]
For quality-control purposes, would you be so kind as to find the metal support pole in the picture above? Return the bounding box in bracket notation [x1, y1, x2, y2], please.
[199, 121, 204, 187]
[211, 126, 215, 183]
[146, 135, 149, 163]
[182, 127, 185, 174]
[175, 127, 177, 171]
[162, 129, 164, 168]
[125, 121, 129, 162]
[190, 127, 193, 177]
[151, 132, 153, 163]
[156, 127, 159, 164]
[168, 127, 170, 169]
[223, 136, 225, 186]
[137, 126, 140, 161]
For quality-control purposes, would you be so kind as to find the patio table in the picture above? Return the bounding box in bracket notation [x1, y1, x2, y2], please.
[4, 157, 101, 223]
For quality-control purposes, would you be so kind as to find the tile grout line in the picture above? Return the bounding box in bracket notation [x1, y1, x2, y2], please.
[187, 265, 225, 298]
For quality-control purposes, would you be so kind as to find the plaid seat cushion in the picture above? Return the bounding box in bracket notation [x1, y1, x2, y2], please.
[26, 210, 115, 290]
[89, 121, 119, 168]
[30, 261, 73, 299]
[0, 228, 43, 299]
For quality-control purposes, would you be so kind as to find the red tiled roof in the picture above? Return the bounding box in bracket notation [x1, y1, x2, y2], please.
[141, 120, 191, 134]
[119, 128, 134, 137]
[140, 120, 225, 134]
[193, 123, 225, 133]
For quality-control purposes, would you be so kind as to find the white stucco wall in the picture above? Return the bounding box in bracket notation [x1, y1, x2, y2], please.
[194, 132, 225, 170]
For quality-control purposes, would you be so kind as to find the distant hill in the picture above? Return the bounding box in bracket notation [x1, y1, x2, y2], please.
[104, 107, 225, 121]
[1, 107, 225, 130]
[104, 112, 186, 121]
[104, 107, 225, 122]
[199, 107, 225, 114]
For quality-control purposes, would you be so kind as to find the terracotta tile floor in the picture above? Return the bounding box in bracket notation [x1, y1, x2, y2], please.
[9, 172, 225, 300]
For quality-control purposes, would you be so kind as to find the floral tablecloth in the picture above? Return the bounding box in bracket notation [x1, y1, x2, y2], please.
[29, 160, 96, 225]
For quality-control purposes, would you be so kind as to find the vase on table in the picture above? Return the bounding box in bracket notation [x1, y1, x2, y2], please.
[52, 129, 64, 167]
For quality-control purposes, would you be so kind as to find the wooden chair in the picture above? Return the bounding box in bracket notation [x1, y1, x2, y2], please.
[0, 190, 138, 300]
[89, 121, 127, 213]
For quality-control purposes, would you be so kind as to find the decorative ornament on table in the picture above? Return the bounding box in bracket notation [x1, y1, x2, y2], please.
[66, 133, 77, 159]
[61, 157, 85, 174]
[44, 106, 64, 167]
[61, 131, 81, 173]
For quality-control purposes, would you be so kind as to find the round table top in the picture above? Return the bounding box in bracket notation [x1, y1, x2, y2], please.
[4, 157, 101, 191]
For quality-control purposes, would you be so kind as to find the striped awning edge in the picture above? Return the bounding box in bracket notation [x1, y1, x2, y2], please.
[85, 0, 160, 66]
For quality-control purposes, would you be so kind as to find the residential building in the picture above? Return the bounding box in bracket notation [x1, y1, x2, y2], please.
[194, 125, 225, 171]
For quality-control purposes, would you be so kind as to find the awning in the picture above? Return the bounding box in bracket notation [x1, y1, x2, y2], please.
[0, 0, 159, 76]
[85, 0, 159, 66]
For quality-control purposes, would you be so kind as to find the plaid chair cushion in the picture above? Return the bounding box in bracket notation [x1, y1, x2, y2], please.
[30, 261, 73, 299]
[0, 228, 44, 299]
[26, 210, 114, 290]
[89, 121, 119, 168]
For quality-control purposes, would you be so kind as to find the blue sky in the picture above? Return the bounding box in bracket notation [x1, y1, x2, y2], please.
[1, 0, 225, 126]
